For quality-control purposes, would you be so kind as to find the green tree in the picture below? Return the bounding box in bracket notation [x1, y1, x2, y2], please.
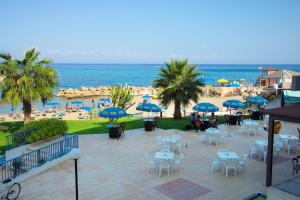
[0, 48, 58, 123]
[109, 84, 135, 110]
[154, 58, 203, 119]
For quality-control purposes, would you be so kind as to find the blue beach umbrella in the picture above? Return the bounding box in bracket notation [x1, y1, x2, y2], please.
[80, 106, 91, 112]
[193, 102, 219, 113]
[71, 100, 83, 105]
[246, 96, 268, 105]
[47, 102, 59, 106]
[99, 107, 127, 119]
[223, 99, 246, 109]
[136, 103, 161, 119]
[136, 103, 162, 112]
[142, 95, 151, 99]
[100, 97, 111, 102]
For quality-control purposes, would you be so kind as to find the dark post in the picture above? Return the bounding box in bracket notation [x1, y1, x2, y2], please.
[74, 159, 79, 200]
[281, 92, 284, 108]
[266, 116, 275, 187]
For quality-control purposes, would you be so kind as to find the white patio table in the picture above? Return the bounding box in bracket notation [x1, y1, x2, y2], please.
[155, 151, 174, 160]
[279, 134, 298, 153]
[217, 151, 239, 160]
[161, 135, 180, 144]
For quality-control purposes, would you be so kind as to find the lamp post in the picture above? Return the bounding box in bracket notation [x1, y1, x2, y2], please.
[74, 158, 79, 200]
[72, 149, 80, 200]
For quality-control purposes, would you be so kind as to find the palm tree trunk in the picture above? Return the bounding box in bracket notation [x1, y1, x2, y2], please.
[174, 100, 182, 119]
[23, 100, 32, 124]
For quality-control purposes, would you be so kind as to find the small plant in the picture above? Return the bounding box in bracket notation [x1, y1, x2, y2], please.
[109, 84, 135, 110]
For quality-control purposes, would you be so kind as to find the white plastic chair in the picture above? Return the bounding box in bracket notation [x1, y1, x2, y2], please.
[174, 143, 182, 154]
[158, 159, 171, 177]
[145, 152, 157, 172]
[209, 154, 221, 172]
[287, 140, 297, 154]
[238, 153, 248, 171]
[225, 159, 239, 177]
[248, 141, 257, 158]
[171, 153, 184, 174]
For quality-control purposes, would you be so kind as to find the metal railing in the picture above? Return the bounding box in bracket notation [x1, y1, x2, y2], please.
[5, 130, 31, 150]
[0, 134, 78, 182]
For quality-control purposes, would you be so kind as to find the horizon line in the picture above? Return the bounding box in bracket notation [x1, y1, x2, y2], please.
[52, 62, 300, 65]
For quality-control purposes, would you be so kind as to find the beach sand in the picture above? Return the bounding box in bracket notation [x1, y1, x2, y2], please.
[0, 95, 249, 121]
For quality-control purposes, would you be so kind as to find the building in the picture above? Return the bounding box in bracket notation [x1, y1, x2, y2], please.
[257, 67, 300, 89]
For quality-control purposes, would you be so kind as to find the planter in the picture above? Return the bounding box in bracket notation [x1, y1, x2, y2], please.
[109, 127, 121, 139]
[144, 121, 154, 131]
[252, 111, 261, 120]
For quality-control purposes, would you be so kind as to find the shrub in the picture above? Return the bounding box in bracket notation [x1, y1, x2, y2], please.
[184, 124, 193, 130]
[22, 119, 68, 143]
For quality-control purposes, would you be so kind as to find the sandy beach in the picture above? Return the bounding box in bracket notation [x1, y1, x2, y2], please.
[0, 92, 277, 122]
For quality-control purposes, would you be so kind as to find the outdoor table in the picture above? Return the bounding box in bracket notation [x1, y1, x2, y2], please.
[244, 120, 259, 135]
[161, 135, 180, 144]
[202, 120, 211, 130]
[155, 151, 174, 160]
[279, 134, 298, 141]
[206, 128, 220, 134]
[255, 140, 268, 147]
[279, 134, 298, 151]
[205, 129, 221, 145]
[217, 151, 239, 160]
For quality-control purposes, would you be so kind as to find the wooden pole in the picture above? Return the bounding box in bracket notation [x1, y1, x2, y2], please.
[266, 117, 275, 187]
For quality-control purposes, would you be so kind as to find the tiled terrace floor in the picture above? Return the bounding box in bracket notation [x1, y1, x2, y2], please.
[18, 122, 300, 200]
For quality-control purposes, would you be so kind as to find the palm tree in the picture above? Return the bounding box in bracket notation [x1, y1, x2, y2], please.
[0, 48, 58, 123]
[154, 58, 203, 119]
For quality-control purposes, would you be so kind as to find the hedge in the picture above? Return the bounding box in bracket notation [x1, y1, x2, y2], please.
[20, 119, 68, 143]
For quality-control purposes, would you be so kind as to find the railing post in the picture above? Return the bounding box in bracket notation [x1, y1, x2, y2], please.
[37, 149, 41, 166]
[60, 140, 64, 156]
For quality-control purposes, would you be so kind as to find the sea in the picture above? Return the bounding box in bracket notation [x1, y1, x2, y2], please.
[0, 64, 299, 114]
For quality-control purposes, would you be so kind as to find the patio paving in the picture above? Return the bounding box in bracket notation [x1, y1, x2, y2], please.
[17, 122, 300, 200]
[155, 178, 211, 200]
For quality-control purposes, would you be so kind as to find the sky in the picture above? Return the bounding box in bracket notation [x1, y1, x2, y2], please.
[0, 0, 300, 64]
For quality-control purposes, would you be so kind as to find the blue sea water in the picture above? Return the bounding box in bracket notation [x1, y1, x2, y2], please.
[53, 63, 300, 88]
[0, 63, 299, 114]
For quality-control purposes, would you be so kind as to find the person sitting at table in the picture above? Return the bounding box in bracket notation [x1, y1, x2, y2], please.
[189, 113, 196, 128]
[210, 113, 218, 128]
[209, 112, 216, 123]
[259, 107, 265, 120]
[195, 115, 204, 131]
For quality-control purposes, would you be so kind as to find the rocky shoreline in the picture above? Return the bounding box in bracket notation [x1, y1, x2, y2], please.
[54, 85, 276, 100]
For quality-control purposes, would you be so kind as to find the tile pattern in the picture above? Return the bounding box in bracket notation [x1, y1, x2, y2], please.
[274, 176, 300, 197]
[155, 178, 211, 200]
[250, 155, 290, 165]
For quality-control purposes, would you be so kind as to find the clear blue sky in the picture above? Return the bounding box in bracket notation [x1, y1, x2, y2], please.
[0, 0, 300, 64]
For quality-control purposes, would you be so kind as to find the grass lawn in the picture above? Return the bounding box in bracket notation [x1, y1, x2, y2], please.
[0, 114, 237, 148]
[66, 118, 144, 134]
